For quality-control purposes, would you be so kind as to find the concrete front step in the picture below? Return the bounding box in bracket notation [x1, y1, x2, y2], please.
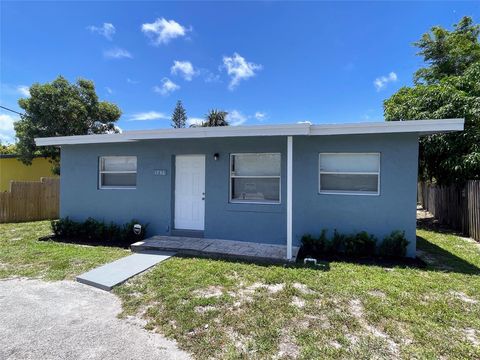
[131, 236, 298, 263]
[76, 251, 175, 291]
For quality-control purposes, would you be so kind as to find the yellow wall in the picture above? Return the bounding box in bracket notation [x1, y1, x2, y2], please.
[0, 157, 58, 191]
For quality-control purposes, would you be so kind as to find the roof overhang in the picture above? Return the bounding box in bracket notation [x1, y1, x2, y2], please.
[35, 118, 464, 146]
[310, 118, 464, 136]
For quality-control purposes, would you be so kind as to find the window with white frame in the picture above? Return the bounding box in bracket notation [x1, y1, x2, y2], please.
[319, 153, 380, 195]
[99, 156, 137, 189]
[230, 153, 281, 203]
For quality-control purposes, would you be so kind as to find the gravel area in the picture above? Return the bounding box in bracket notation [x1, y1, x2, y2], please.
[0, 278, 190, 360]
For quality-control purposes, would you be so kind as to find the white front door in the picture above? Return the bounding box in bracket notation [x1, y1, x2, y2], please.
[175, 155, 206, 230]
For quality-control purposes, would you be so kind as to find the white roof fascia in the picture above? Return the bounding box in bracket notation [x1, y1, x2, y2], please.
[126, 123, 311, 140]
[34, 119, 464, 146]
[309, 118, 464, 136]
[35, 133, 133, 146]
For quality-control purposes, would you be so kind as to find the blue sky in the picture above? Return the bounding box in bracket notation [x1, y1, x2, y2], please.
[1, 1, 479, 143]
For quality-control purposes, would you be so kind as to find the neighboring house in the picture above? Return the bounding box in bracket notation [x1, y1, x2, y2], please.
[35, 119, 464, 259]
[0, 155, 56, 191]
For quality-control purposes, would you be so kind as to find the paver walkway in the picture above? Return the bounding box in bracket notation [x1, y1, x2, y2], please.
[132, 236, 299, 262]
[77, 251, 175, 291]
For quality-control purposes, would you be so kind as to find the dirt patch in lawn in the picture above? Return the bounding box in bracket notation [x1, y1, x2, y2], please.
[276, 330, 300, 359]
[292, 282, 316, 295]
[291, 296, 306, 308]
[227, 282, 287, 307]
[194, 305, 217, 314]
[368, 290, 387, 299]
[450, 291, 479, 304]
[348, 299, 400, 356]
[192, 285, 223, 298]
[245, 282, 285, 293]
[464, 328, 480, 346]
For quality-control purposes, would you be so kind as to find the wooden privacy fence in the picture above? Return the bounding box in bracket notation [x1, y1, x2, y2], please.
[418, 180, 480, 241]
[0, 177, 59, 223]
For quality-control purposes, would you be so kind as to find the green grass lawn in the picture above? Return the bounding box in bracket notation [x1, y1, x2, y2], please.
[1, 220, 479, 359]
[0, 221, 128, 280]
[115, 229, 480, 359]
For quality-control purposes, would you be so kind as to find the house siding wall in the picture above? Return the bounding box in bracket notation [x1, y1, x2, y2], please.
[60, 137, 288, 244]
[292, 133, 419, 257]
[60, 133, 418, 256]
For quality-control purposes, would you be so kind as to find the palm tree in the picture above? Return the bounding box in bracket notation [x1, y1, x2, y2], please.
[202, 109, 229, 127]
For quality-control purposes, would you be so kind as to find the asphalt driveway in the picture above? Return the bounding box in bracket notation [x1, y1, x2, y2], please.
[0, 278, 190, 360]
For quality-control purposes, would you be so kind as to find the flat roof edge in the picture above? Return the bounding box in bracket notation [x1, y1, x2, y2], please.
[34, 118, 464, 146]
[309, 118, 464, 135]
[35, 134, 133, 146]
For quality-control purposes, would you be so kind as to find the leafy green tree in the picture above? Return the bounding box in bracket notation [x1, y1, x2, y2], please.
[0, 142, 17, 155]
[384, 16, 480, 184]
[15, 76, 122, 174]
[413, 16, 480, 84]
[202, 109, 229, 127]
[171, 100, 187, 128]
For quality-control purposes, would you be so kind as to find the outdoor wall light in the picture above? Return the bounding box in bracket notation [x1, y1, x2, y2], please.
[213, 153, 219, 161]
[133, 224, 142, 235]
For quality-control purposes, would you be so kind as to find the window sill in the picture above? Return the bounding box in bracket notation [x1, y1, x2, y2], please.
[225, 202, 284, 213]
[99, 187, 137, 190]
[229, 200, 281, 205]
[318, 191, 380, 196]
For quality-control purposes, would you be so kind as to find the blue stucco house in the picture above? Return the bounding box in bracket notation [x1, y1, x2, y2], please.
[36, 119, 463, 259]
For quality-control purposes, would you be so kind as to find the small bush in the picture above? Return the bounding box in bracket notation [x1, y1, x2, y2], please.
[51, 217, 79, 238]
[325, 229, 345, 254]
[379, 231, 409, 258]
[301, 230, 328, 256]
[301, 229, 378, 258]
[83, 217, 102, 239]
[300, 234, 316, 247]
[343, 231, 377, 257]
[51, 217, 148, 247]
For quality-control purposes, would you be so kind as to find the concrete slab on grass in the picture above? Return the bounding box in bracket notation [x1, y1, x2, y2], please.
[76, 251, 175, 291]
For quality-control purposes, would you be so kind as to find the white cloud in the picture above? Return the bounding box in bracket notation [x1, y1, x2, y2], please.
[254, 111, 266, 121]
[227, 110, 247, 126]
[17, 85, 30, 97]
[105, 87, 113, 94]
[297, 120, 312, 124]
[203, 70, 221, 83]
[0, 113, 18, 144]
[374, 72, 398, 91]
[1, 84, 29, 97]
[141, 18, 189, 45]
[187, 117, 205, 127]
[129, 111, 169, 121]
[223, 53, 262, 90]
[87, 23, 116, 40]
[126, 78, 139, 84]
[171, 61, 197, 81]
[153, 78, 180, 96]
[103, 47, 132, 59]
